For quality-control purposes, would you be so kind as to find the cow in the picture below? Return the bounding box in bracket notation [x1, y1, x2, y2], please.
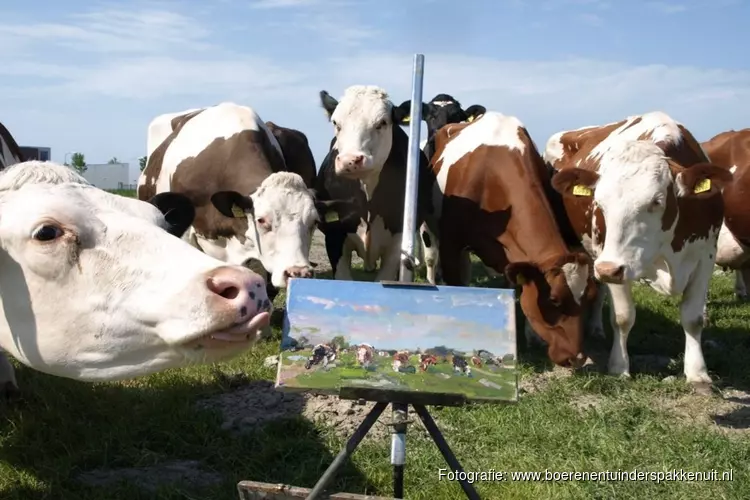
[146, 107, 204, 158]
[430, 111, 597, 367]
[138, 102, 320, 297]
[419, 354, 438, 371]
[470, 356, 482, 367]
[305, 343, 337, 369]
[355, 343, 375, 367]
[314, 85, 437, 282]
[545, 111, 732, 387]
[265, 121, 317, 189]
[476, 349, 502, 366]
[0, 160, 271, 399]
[0, 121, 24, 169]
[452, 355, 471, 375]
[700, 129, 750, 300]
[392, 351, 411, 372]
[395, 94, 487, 284]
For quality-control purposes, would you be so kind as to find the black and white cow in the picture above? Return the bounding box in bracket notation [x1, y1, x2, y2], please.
[394, 94, 486, 284]
[314, 85, 437, 281]
[0, 122, 24, 169]
[305, 343, 337, 369]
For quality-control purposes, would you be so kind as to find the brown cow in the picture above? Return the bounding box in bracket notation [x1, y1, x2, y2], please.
[545, 111, 732, 387]
[701, 129, 750, 300]
[419, 354, 438, 371]
[431, 111, 597, 368]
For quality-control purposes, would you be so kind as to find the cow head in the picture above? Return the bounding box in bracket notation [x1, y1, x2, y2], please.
[319, 85, 408, 179]
[0, 181, 272, 382]
[551, 140, 732, 284]
[505, 252, 597, 367]
[210, 172, 318, 288]
[395, 94, 486, 137]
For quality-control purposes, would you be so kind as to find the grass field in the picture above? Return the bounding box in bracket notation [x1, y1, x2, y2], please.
[278, 349, 518, 402]
[2, 211, 749, 498]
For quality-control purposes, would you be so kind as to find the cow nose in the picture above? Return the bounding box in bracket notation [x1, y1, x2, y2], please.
[205, 266, 271, 318]
[594, 261, 625, 283]
[350, 155, 364, 166]
[336, 154, 367, 174]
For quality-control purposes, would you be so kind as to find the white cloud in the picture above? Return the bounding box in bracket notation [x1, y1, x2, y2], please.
[647, 1, 688, 13]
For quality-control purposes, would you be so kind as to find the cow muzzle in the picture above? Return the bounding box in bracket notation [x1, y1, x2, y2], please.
[594, 260, 626, 284]
[335, 153, 370, 177]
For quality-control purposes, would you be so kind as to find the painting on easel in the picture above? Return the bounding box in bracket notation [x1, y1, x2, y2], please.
[275, 279, 518, 403]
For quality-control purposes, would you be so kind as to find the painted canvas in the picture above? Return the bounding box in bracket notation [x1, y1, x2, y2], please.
[275, 279, 518, 403]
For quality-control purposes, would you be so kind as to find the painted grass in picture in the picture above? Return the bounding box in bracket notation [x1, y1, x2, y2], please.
[275, 279, 518, 403]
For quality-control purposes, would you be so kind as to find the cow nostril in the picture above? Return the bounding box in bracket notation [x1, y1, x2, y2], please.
[220, 286, 239, 300]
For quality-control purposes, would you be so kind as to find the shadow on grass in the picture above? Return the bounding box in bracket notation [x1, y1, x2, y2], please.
[0, 358, 378, 500]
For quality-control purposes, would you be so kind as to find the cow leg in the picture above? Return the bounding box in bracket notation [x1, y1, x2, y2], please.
[679, 263, 713, 385]
[420, 223, 440, 285]
[587, 281, 607, 339]
[0, 351, 19, 401]
[376, 233, 403, 282]
[606, 282, 636, 377]
[735, 269, 748, 301]
[334, 236, 356, 281]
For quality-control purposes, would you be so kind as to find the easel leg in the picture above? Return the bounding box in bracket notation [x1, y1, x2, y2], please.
[412, 404, 481, 500]
[305, 401, 389, 500]
[390, 402, 408, 498]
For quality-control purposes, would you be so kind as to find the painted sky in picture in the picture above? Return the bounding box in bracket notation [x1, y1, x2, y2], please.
[284, 279, 516, 354]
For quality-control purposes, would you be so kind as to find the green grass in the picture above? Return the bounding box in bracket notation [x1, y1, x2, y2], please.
[2, 251, 749, 498]
[279, 350, 517, 401]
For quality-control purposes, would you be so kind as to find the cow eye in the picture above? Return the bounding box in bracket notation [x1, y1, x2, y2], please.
[375, 120, 387, 130]
[32, 224, 63, 242]
[256, 217, 271, 230]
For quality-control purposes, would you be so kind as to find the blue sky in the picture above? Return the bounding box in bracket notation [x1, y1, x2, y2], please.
[1, 0, 748, 184]
[284, 279, 516, 353]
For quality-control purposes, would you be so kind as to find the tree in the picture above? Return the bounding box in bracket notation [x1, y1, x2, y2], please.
[331, 335, 349, 350]
[139, 156, 148, 171]
[69, 152, 87, 175]
[108, 156, 119, 164]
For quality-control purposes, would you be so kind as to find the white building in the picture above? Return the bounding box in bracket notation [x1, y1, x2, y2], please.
[81, 162, 131, 190]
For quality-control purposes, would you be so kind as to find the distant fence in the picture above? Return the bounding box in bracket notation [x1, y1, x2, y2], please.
[118, 182, 137, 190]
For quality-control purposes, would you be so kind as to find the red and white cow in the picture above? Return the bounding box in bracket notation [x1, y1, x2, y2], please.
[546, 112, 732, 387]
[392, 351, 411, 372]
[700, 129, 750, 300]
[0, 160, 271, 398]
[355, 343, 375, 367]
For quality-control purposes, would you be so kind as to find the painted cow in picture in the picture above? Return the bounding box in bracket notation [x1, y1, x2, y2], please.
[545, 111, 732, 388]
[419, 354, 438, 371]
[305, 343, 337, 370]
[355, 343, 375, 367]
[452, 355, 471, 375]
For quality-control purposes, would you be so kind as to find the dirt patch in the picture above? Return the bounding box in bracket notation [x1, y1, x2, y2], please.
[309, 229, 364, 276]
[518, 364, 575, 395]
[653, 387, 750, 437]
[197, 379, 452, 442]
[78, 460, 223, 492]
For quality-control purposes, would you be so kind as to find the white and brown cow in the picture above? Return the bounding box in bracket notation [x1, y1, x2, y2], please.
[546, 111, 732, 387]
[0, 121, 24, 169]
[431, 111, 597, 367]
[0, 160, 271, 398]
[138, 102, 320, 292]
[146, 107, 204, 158]
[314, 86, 437, 282]
[700, 129, 750, 300]
[355, 343, 375, 367]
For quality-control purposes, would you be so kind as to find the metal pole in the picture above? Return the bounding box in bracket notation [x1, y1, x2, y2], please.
[398, 53, 425, 283]
[390, 403, 409, 498]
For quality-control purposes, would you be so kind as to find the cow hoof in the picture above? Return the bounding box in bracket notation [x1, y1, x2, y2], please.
[735, 293, 749, 302]
[690, 381, 715, 396]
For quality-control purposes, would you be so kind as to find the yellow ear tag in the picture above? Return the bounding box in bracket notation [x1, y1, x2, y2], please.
[402, 116, 410, 123]
[231, 205, 245, 218]
[572, 184, 593, 196]
[515, 274, 527, 286]
[466, 115, 475, 123]
[694, 178, 711, 194]
[325, 211, 339, 223]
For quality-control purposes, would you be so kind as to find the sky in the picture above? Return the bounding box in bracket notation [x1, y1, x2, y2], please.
[1, 0, 749, 185]
[284, 279, 516, 354]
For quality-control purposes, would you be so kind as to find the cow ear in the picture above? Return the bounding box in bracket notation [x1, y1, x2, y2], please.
[392, 102, 411, 126]
[464, 105, 486, 123]
[211, 191, 253, 218]
[675, 163, 733, 198]
[551, 168, 600, 198]
[320, 90, 339, 119]
[505, 262, 539, 287]
[148, 192, 195, 237]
